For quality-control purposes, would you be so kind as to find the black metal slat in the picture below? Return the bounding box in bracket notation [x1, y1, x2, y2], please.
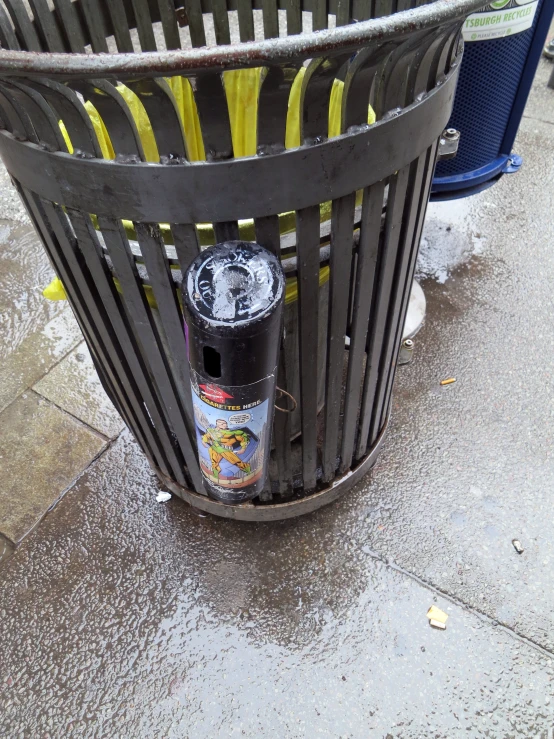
[214, 221, 240, 241]
[42, 207, 164, 471]
[171, 223, 201, 273]
[340, 181, 384, 472]
[335, 0, 350, 26]
[130, 0, 157, 50]
[273, 342, 293, 494]
[253, 213, 292, 494]
[0, 80, 66, 152]
[28, 0, 65, 50]
[196, 72, 238, 244]
[184, 0, 207, 46]
[99, 215, 204, 491]
[371, 31, 427, 117]
[379, 140, 438, 431]
[26, 78, 104, 158]
[105, 0, 134, 52]
[257, 64, 299, 153]
[295, 205, 320, 490]
[410, 28, 452, 100]
[254, 215, 280, 258]
[322, 191, 355, 483]
[368, 155, 427, 444]
[211, 0, 231, 44]
[440, 27, 462, 81]
[444, 27, 463, 76]
[341, 42, 397, 132]
[236, 0, 254, 41]
[0, 2, 20, 49]
[126, 78, 188, 159]
[72, 79, 146, 160]
[1, 0, 42, 50]
[286, 0, 301, 35]
[52, 0, 87, 52]
[79, 0, 109, 51]
[194, 72, 233, 160]
[312, 0, 328, 31]
[356, 164, 410, 460]
[373, 0, 393, 17]
[300, 55, 349, 143]
[20, 189, 166, 473]
[67, 209, 188, 483]
[351, 0, 371, 21]
[0, 85, 36, 140]
[404, 33, 449, 106]
[134, 222, 197, 436]
[0, 73, 458, 224]
[157, 0, 181, 49]
[261, 0, 279, 38]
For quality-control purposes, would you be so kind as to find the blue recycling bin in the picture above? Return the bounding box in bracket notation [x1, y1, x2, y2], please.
[432, 0, 554, 200]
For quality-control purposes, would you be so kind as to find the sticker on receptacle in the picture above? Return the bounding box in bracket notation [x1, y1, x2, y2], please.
[463, 0, 538, 42]
[190, 371, 271, 490]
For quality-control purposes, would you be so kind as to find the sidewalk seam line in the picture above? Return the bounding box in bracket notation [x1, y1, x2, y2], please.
[0, 332, 83, 415]
[522, 113, 554, 127]
[13, 435, 120, 545]
[29, 387, 111, 443]
[363, 547, 554, 659]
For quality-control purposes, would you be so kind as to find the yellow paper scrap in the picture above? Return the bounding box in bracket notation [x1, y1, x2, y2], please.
[427, 605, 448, 624]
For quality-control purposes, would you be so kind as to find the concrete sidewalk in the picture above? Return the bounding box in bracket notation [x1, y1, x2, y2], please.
[1, 52, 554, 738]
[0, 223, 125, 552]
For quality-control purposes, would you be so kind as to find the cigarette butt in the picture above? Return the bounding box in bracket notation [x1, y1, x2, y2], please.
[429, 619, 447, 630]
[512, 539, 524, 554]
[440, 377, 456, 386]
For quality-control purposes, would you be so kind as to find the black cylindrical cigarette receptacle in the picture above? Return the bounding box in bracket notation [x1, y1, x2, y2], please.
[183, 241, 285, 504]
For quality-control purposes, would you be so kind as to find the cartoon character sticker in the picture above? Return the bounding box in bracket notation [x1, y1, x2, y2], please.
[192, 384, 269, 490]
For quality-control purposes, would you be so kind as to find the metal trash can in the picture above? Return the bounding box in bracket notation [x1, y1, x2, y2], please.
[433, 0, 554, 199]
[0, 0, 484, 520]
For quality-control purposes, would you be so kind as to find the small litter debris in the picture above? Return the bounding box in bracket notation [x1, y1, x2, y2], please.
[156, 491, 172, 503]
[440, 377, 456, 386]
[427, 605, 449, 629]
[429, 619, 447, 630]
[512, 539, 524, 554]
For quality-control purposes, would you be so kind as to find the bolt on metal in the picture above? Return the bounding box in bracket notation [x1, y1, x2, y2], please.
[398, 338, 415, 365]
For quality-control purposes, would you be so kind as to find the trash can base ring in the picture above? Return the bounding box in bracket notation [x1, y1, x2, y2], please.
[155, 412, 390, 521]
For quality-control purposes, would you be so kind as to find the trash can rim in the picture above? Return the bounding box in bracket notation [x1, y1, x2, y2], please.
[0, 0, 486, 79]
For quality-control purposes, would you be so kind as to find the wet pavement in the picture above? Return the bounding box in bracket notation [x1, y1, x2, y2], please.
[0, 218, 124, 546]
[1, 52, 554, 739]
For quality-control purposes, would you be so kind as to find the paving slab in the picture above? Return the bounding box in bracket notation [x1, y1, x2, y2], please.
[0, 429, 553, 738]
[0, 307, 83, 413]
[34, 341, 126, 439]
[356, 114, 554, 653]
[0, 218, 82, 412]
[0, 392, 106, 543]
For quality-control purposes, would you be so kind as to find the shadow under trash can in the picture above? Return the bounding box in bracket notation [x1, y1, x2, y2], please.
[0, 0, 484, 520]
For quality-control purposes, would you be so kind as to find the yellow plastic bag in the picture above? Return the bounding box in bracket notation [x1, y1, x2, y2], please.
[50, 70, 376, 301]
[42, 276, 67, 301]
[286, 67, 376, 149]
[60, 68, 375, 162]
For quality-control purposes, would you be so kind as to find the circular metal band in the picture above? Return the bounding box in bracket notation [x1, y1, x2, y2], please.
[0, 66, 458, 222]
[155, 411, 390, 521]
[0, 0, 485, 79]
